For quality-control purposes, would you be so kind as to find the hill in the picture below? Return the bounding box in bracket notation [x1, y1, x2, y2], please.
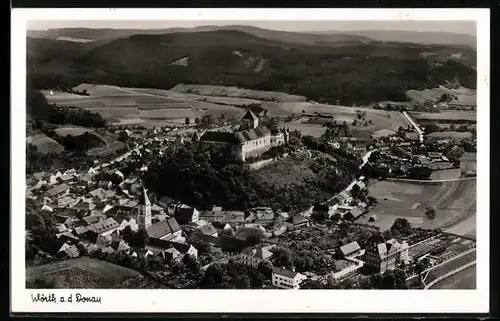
[27, 25, 372, 46]
[310, 30, 476, 48]
[28, 29, 477, 105]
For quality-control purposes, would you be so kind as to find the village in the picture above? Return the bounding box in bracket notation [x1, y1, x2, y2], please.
[25, 108, 477, 290]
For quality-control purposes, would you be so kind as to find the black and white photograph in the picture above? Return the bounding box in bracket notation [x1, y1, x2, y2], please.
[11, 8, 490, 314]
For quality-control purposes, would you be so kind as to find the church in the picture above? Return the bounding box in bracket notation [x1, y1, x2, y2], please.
[195, 109, 289, 162]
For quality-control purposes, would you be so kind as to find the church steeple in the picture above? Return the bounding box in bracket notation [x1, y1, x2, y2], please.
[137, 187, 152, 229]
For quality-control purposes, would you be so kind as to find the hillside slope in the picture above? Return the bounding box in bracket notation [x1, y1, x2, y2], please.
[28, 29, 477, 105]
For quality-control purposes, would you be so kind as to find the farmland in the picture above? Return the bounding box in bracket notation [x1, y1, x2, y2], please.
[460, 152, 477, 175]
[406, 85, 476, 106]
[359, 179, 476, 232]
[170, 84, 308, 102]
[426, 131, 473, 140]
[26, 257, 141, 289]
[408, 110, 476, 123]
[429, 264, 476, 289]
[54, 126, 93, 137]
[26, 134, 65, 154]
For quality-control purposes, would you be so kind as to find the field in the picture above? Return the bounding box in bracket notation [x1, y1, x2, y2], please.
[54, 126, 94, 137]
[430, 264, 476, 289]
[170, 84, 308, 102]
[426, 131, 473, 139]
[359, 179, 476, 232]
[26, 257, 141, 289]
[423, 250, 476, 288]
[406, 85, 476, 106]
[284, 120, 327, 137]
[408, 111, 476, 122]
[430, 169, 461, 180]
[460, 152, 477, 175]
[26, 134, 65, 154]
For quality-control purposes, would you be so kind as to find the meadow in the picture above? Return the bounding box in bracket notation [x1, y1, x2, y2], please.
[408, 110, 476, 122]
[26, 257, 141, 289]
[26, 134, 65, 154]
[359, 179, 476, 233]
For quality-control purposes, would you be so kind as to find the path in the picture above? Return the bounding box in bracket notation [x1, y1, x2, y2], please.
[401, 111, 424, 143]
[387, 177, 476, 183]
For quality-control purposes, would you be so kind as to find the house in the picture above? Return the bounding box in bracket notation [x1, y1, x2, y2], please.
[145, 217, 182, 241]
[56, 231, 79, 243]
[249, 207, 274, 224]
[238, 244, 275, 268]
[174, 204, 199, 224]
[339, 241, 361, 259]
[199, 223, 218, 238]
[58, 244, 80, 258]
[111, 240, 131, 253]
[364, 239, 410, 273]
[73, 200, 96, 212]
[87, 217, 120, 236]
[46, 183, 70, 198]
[272, 267, 307, 289]
[146, 238, 198, 259]
[83, 215, 104, 225]
[284, 215, 309, 230]
[41, 204, 53, 212]
[224, 211, 245, 225]
[57, 195, 79, 208]
[64, 168, 77, 176]
[87, 188, 107, 201]
[199, 210, 227, 223]
[273, 225, 287, 237]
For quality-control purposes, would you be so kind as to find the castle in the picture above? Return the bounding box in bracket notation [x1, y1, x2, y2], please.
[196, 109, 289, 162]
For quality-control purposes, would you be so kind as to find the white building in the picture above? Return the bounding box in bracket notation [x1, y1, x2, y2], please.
[272, 267, 307, 289]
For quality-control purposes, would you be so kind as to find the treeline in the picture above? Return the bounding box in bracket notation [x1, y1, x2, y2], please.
[26, 144, 96, 174]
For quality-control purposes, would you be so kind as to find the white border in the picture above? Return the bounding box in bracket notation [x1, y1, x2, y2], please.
[11, 8, 490, 314]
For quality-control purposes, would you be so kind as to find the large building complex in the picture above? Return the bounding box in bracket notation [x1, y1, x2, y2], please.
[197, 109, 289, 162]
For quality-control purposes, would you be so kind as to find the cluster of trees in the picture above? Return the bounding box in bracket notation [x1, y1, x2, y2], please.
[25, 198, 57, 265]
[52, 132, 105, 156]
[144, 134, 360, 211]
[26, 144, 96, 174]
[198, 261, 271, 289]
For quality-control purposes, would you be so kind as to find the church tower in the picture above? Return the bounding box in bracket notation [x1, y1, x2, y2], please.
[137, 187, 152, 230]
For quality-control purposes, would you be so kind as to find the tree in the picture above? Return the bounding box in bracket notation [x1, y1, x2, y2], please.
[425, 207, 436, 220]
[299, 278, 323, 289]
[182, 254, 201, 274]
[230, 275, 251, 289]
[185, 117, 191, 125]
[271, 247, 294, 269]
[390, 218, 412, 236]
[258, 260, 273, 279]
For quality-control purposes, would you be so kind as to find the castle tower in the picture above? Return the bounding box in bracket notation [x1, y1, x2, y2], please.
[283, 127, 289, 144]
[137, 187, 152, 230]
[240, 108, 259, 130]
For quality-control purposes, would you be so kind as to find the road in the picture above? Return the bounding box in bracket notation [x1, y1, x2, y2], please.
[386, 177, 476, 183]
[429, 264, 476, 289]
[401, 111, 424, 143]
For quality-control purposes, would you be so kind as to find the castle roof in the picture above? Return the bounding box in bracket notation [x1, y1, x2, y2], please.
[241, 108, 259, 121]
[200, 131, 238, 144]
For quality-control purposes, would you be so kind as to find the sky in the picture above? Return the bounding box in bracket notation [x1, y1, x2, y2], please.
[27, 20, 476, 35]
